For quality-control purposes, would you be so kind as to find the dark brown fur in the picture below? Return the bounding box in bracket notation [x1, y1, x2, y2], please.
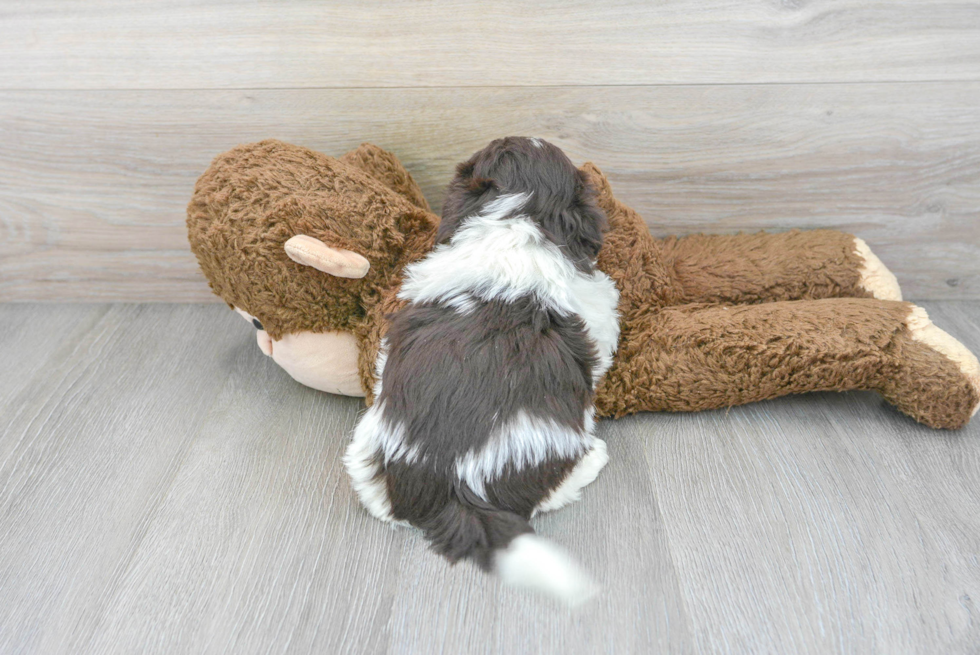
[439, 137, 606, 272]
[380, 298, 597, 463]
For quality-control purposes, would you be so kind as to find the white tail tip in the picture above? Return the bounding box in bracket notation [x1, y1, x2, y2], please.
[495, 534, 597, 607]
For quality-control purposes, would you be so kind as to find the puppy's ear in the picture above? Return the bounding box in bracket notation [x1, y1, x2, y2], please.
[455, 160, 495, 193]
[437, 160, 499, 243]
[551, 171, 606, 270]
[455, 160, 475, 178]
[466, 176, 494, 194]
[576, 169, 608, 237]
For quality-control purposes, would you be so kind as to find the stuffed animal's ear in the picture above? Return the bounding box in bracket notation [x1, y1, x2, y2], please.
[284, 235, 370, 278]
[455, 160, 475, 178]
[437, 162, 498, 244]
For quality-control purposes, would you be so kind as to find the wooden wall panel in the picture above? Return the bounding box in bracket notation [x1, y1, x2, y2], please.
[1, 1, 979, 89]
[2, 84, 978, 301]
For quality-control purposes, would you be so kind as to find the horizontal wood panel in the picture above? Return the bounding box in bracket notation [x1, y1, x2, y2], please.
[2, 1, 980, 89]
[1, 83, 978, 301]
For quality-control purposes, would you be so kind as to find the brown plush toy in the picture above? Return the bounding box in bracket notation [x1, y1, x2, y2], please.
[187, 140, 980, 430]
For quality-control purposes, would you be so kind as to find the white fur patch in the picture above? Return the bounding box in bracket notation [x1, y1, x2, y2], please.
[343, 426, 394, 523]
[344, 400, 418, 525]
[400, 193, 573, 309]
[854, 237, 902, 301]
[495, 534, 597, 607]
[534, 438, 608, 515]
[398, 193, 620, 385]
[372, 338, 389, 397]
[906, 306, 980, 417]
[568, 271, 620, 382]
[455, 411, 594, 500]
[443, 292, 478, 315]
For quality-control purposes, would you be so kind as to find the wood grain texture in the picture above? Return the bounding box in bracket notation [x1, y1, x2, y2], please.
[81, 347, 400, 655]
[2, 84, 979, 302]
[1, 302, 978, 654]
[643, 301, 980, 654]
[2, 1, 980, 89]
[0, 305, 238, 654]
[384, 419, 693, 655]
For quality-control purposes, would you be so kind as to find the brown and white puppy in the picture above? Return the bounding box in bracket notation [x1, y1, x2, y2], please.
[344, 137, 620, 605]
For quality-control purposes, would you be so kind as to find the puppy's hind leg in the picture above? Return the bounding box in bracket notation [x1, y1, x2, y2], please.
[344, 403, 413, 527]
[534, 439, 609, 516]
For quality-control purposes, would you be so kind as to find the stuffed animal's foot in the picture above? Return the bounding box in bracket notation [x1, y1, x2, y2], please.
[853, 237, 902, 301]
[880, 305, 980, 429]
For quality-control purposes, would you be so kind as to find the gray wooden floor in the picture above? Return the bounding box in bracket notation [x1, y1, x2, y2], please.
[1, 302, 978, 654]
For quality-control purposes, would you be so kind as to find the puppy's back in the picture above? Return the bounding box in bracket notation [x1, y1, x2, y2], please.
[345, 137, 619, 606]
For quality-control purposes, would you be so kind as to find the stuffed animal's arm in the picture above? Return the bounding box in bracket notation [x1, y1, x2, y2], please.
[340, 143, 431, 211]
[658, 230, 902, 305]
[594, 297, 980, 429]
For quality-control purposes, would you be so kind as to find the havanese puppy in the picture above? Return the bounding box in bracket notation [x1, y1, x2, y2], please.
[344, 137, 620, 605]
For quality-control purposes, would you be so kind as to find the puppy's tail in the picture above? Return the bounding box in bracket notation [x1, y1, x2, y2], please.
[423, 487, 596, 606]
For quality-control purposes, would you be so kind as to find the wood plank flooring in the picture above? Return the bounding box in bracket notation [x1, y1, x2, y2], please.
[1, 301, 978, 654]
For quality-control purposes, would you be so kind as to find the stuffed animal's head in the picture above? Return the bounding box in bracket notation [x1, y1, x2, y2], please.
[187, 140, 439, 395]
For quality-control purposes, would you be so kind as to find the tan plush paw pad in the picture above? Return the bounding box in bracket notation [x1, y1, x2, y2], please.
[907, 306, 980, 417]
[854, 238, 902, 301]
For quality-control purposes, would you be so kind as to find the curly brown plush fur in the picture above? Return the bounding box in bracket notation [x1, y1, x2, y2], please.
[187, 140, 438, 341]
[187, 141, 980, 430]
[580, 164, 980, 427]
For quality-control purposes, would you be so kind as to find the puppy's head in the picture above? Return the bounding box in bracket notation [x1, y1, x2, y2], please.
[439, 137, 607, 271]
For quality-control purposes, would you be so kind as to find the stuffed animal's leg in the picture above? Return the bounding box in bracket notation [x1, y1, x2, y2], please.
[595, 298, 980, 429]
[658, 230, 902, 304]
[581, 162, 899, 309]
